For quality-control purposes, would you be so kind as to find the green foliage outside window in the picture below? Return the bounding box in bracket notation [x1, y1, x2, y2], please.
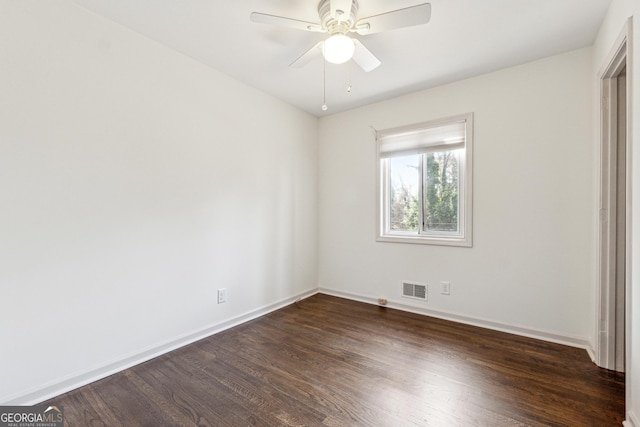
[389, 151, 459, 233]
[424, 152, 458, 232]
[390, 184, 420, 231]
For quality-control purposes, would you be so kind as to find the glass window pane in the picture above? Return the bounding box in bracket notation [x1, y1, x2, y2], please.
[389, 155, 420, 232]
[423, 150, 460, 232]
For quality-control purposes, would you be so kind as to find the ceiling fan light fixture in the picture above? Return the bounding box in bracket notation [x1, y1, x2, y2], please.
[323, 34, 355, 64]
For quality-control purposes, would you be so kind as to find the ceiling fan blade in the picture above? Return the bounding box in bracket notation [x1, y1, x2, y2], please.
[250, 12, 324, 32]
[354, 3, 431, 35]
[289, 42, 324, 68]
[330, 0, 354, 21]
[352, 39, 381, 72]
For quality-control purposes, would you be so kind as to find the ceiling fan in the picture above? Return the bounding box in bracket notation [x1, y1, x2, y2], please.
[250, 0, 431, 72]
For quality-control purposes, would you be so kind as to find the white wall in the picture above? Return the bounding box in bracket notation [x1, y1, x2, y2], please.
[0, 1, 318, 404]
[594, 1, 640, 425]
[319, 48, 595, 346]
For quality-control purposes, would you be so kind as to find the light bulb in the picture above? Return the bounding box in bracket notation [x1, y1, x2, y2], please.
[322, 104, 328, 111]
[323, 34, 355, 64]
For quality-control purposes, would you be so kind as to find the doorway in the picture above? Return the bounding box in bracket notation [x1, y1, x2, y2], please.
[598, 23, 629, 373]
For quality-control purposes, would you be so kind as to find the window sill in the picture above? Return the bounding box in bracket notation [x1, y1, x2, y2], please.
[376, 234, 472, 247]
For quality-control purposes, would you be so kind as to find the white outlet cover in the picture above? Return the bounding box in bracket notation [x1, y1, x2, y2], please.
[217, 288, 227, 304]
[440, 282, 450, 295]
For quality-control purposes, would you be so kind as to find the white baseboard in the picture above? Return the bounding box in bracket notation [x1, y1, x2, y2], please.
[318, 287, 594, 353]
[585, 343, 597, 363]
[2, 289, 318, 406]
[624, 410, 639, 427]
[1, 286, 602, 405]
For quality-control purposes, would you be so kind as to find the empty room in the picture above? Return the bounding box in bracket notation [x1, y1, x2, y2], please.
[1, 0, 638, 426]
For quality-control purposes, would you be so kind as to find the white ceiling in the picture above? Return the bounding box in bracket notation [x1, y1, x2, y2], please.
[71, 0, 612, 117]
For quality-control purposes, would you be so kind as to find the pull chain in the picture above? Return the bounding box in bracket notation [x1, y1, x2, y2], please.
[322, 58, 328, 111]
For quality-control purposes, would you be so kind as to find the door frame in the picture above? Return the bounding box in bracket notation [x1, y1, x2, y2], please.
[597, 18, 632, 373]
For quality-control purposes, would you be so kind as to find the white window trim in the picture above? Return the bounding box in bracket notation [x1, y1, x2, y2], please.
[376, 113, 473, 247]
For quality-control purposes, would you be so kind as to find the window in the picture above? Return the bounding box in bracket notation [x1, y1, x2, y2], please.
[377, 113, 473, 247]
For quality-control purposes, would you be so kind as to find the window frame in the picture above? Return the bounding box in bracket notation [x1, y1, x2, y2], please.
[376, 113, 473, 247]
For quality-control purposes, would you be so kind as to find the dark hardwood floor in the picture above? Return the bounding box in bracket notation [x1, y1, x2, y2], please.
[46, 294, 625, 426]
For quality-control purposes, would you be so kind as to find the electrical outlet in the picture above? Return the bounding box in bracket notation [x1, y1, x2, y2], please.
[440, 281, 451, 295]
[217, 288, 227, 304]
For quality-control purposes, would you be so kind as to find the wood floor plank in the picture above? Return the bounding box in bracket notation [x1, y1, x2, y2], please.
[44, 294, 625, 426]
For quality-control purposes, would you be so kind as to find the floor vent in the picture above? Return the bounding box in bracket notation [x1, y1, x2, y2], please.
[402, 282, 427, 300]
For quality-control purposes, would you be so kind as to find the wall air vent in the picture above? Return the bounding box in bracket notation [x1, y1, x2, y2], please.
[402, 282, 427, 300]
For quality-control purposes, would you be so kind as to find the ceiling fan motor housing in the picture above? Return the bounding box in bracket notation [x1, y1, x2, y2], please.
[318, 0, 359, 35]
